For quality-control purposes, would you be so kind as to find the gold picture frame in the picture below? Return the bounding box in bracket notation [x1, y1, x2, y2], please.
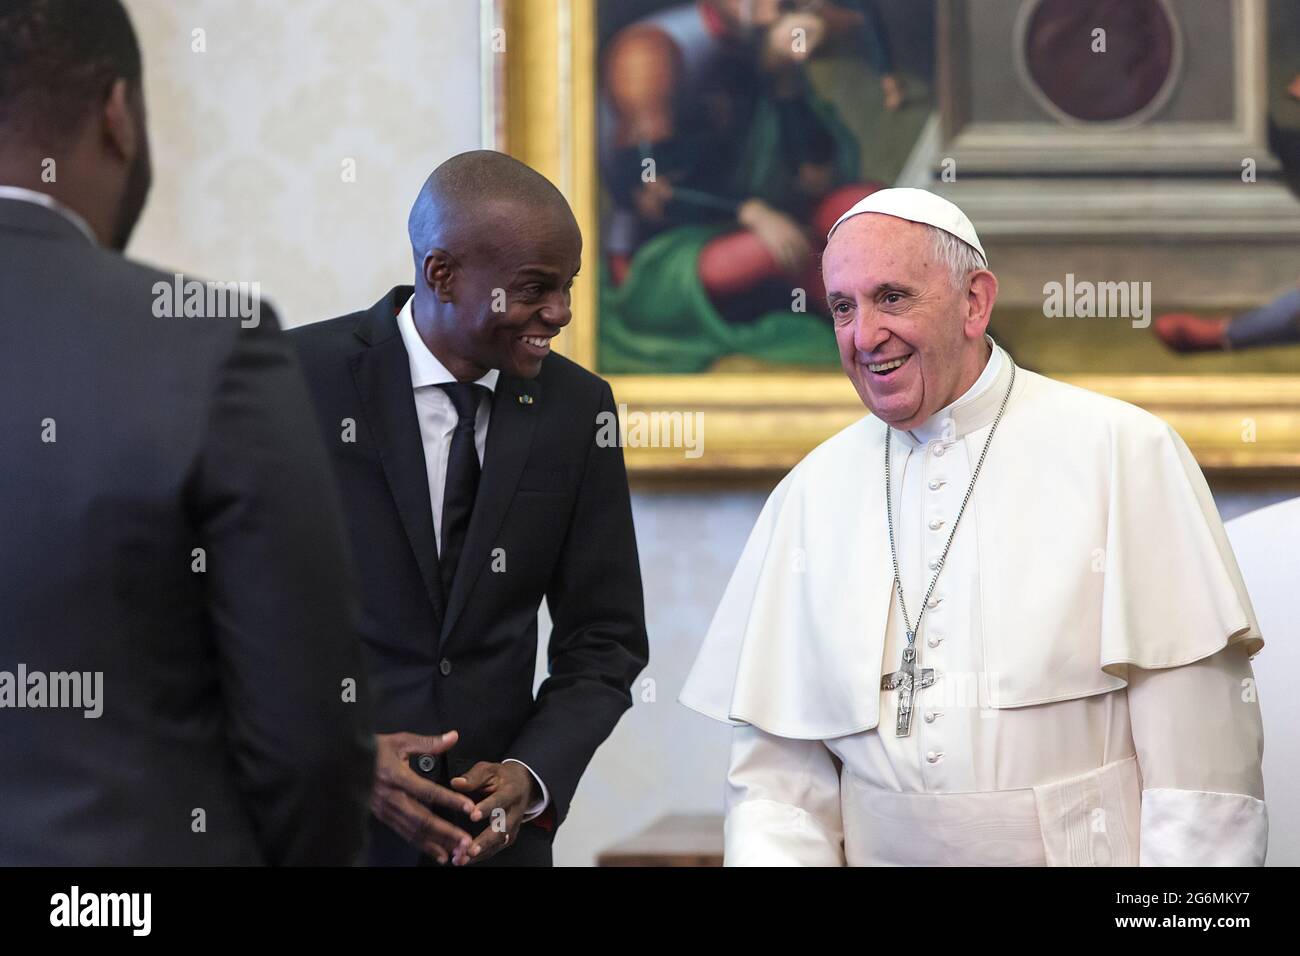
[491, 0, 1300, 477]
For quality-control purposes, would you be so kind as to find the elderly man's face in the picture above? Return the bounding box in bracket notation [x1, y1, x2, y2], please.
[822, 213, 990, 430]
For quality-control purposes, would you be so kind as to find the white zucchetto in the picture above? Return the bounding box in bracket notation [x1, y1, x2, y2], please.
[827, 187, 988, 265]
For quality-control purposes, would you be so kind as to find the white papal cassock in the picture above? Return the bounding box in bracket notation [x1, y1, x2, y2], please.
[681, 339, 1267, 866]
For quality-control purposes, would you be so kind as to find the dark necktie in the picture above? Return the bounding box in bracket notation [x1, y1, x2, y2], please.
[437, 381, 488, 600]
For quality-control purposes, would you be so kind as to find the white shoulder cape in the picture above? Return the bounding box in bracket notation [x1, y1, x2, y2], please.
[679, 368, 1262, 740]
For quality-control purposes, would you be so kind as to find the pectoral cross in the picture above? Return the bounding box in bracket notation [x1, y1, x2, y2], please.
[881, 631, 935, 737]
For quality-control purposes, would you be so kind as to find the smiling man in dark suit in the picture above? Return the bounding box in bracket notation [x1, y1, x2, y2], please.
[290, 151, 648, 867]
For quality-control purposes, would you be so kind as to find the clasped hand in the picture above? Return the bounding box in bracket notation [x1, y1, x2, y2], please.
[370, 731, 538, 865]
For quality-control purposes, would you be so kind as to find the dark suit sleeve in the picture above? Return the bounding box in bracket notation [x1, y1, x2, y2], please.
[508, 381, 649, 827]
[189, 310, 375, 865]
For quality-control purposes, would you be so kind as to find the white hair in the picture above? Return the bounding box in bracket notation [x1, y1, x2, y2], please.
[924, 224, 987, 290]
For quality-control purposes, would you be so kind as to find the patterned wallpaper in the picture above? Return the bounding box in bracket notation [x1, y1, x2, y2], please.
[124, 0, 483, 328]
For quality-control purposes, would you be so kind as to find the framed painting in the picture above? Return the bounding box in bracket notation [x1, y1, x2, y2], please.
[491, 0, 1300, 475]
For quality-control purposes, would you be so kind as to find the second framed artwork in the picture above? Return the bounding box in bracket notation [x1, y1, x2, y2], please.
[494, 0, 1300, 475]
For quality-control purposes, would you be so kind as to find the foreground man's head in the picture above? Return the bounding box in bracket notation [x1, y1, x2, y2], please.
[821, 188, 998, 432]
[0, 0, 152, 250]
[407, 150, 582, 381]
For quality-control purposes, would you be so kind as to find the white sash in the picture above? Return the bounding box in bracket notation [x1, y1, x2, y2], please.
[840, 756, 1141, 866]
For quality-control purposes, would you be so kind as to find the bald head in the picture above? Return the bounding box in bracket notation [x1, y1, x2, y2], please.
[407, 150, 575, 263]
[404, 151, 582, 383]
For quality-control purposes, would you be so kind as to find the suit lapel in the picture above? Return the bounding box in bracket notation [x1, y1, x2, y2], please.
[440, 374, 541, 645]
[349, 290, 445, 626]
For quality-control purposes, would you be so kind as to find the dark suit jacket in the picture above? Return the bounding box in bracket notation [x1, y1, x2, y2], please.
[0, 198, 375, 865]
[290, 286, 649, 866]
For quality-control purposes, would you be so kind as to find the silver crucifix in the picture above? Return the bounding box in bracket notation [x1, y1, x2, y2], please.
[881, 631, 935, 737]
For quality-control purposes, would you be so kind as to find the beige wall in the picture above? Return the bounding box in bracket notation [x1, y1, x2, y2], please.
[124, 0, 483, 327]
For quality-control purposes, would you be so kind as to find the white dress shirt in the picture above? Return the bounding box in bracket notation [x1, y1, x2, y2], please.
[0, 185, 98, 244]
[395, 295, 549, 820]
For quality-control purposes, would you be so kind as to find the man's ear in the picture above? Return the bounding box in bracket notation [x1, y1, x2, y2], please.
[423, 249, 456, 303]
[966, 269, 998, 337]
[101, 79, 137, 164]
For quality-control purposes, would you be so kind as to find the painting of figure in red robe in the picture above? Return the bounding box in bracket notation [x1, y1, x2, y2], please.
[596, 0, 935, 374]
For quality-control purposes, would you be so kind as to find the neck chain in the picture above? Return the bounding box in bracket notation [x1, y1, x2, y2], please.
[885, 361, 1016, 643]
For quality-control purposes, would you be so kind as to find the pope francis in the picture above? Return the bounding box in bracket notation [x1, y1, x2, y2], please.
[680, 188, 1268, 867]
